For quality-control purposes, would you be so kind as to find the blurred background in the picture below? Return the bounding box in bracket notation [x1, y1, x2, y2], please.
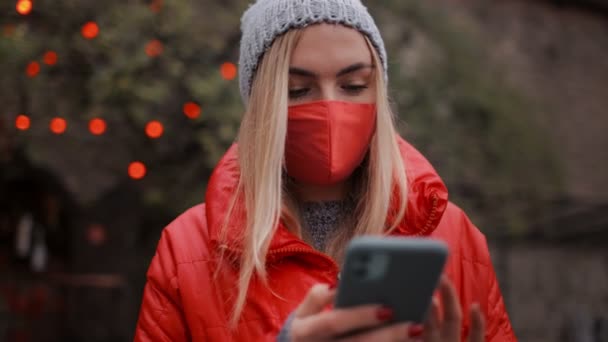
[0, 0, 606, 341]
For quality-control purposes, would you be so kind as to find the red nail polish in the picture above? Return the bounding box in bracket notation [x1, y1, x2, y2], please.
[408, 324, 424, 337]
[376, 307, 394, 321]
[329, 283, 337, 290]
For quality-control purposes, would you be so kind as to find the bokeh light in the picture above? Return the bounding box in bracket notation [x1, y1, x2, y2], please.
[128, 161, 147, 180]
[16, 0, 32, 15]
[183, 102, 201, 119]
[43, 51, 58, 66]
[220, 62, 237, 80]
[26, 61, 40, 78]
[49, 117, 67, 134]
[149, 0, 163, 13]
[145, 39, 163, 57]
[81, 21, 99, 40]
[88, 118, 107, 135]
[145, 120, 164, 138]
[87, 224, 107, 246]
[15, 115, 30, 130]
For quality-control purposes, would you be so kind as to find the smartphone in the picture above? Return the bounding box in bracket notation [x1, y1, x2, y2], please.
[334, 236, 448, 326]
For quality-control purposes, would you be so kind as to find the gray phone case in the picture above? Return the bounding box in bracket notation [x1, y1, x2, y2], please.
[334, 236, 448, 325]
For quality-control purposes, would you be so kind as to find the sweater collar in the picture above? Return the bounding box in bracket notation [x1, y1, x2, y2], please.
[205, 136, 448, 257]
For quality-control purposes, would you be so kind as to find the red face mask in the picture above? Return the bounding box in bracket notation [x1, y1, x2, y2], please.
[285, 100, 376, 185]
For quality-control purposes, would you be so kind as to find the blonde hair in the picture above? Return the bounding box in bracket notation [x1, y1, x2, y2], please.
[221, 28, 408, 327]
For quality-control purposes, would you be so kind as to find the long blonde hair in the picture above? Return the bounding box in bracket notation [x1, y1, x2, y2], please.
[221, 28, 408, 327]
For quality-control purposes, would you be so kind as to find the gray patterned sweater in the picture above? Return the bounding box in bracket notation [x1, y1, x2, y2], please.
[277, 200, 353, 341]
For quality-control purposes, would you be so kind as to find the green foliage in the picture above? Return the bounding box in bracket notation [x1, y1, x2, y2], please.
[369, 1, 563, 234]
[0, 0, 563, 234]
[1, 0, 248, 213]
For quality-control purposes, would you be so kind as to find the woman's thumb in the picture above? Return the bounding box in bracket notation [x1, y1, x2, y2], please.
[294, 283, 336, 318]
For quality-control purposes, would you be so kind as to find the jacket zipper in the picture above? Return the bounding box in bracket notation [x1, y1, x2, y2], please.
[268, 247, 340, 275]
[268, 191, 439, 258]
[221, 191, 440, 278]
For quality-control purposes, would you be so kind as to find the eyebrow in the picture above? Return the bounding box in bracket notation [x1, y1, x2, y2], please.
[289, 63, 373, 78]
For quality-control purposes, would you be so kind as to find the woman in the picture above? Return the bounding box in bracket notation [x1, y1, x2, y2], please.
[135, 0, 517, 341]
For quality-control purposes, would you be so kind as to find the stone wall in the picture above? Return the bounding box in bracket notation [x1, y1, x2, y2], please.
[491, 242, 608, 341]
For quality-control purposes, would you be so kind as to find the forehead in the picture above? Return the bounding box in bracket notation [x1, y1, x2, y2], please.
[290, 23, 372, 72]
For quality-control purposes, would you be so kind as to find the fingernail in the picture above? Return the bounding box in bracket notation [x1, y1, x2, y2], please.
[376, 307, 394, 321]
[408, 324, 424, 337]
[328, 282, 338, 290]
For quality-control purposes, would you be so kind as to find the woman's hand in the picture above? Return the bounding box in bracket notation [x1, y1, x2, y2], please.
[285, 276, 485, 342]
[288, 284, 414, 341]
[419, 276, 485, 342]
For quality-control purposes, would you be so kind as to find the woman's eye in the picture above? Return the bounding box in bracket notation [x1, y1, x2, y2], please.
[342, 85, 368, 94]
[288, 88, 310, 99]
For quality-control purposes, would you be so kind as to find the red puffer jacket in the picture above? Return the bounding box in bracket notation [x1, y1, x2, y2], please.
[134, 137, 517, 341]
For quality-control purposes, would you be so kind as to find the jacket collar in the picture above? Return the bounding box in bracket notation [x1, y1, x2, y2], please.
[205, 136, 448, 256]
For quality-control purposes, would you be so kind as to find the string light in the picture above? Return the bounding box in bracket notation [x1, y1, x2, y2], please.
[16, 0, 32, 15]
[88, 118, 106, 135]
[220, 62, 237, 80]
[145, 39, 163, 58]
[128, 161, 146, 180]
[145, 120, 164, 138]
[15, 115, 30, 130]
[81, 22, 99, 40]
[87, 224, 107, 246]
[183, 102, 201, 119]
[49, 117, 67, 135]
[25, 61, 40, 78]
[42, 51, 58, 66]
[149, 0, 163, 13]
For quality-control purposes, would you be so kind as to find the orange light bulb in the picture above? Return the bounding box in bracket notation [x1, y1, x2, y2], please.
[183, 102, 201, 119]
[16, 0, 33, 15]
[26, 61, 40, 78]
[88, 118, 107, 135]
[49, 117, 67, 134]
[145, 39, 163, 57]
[43, 51, 58, 66]
[145, 120, 164, 139]
[220, 62, 237, 80]
[15, 115, 30, 130]
[81, 21, 99, 40]
[128, 161, 147, 180]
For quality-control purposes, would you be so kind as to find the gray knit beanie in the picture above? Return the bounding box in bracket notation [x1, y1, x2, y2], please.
[238, 0, 387, 103]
